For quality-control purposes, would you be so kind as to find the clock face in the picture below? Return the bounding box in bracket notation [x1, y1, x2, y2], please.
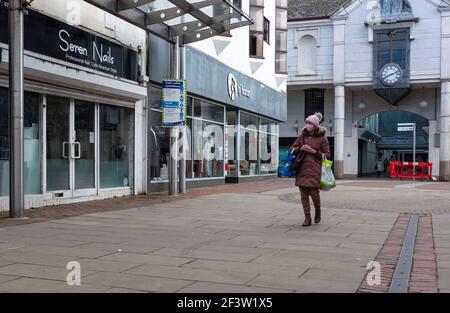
[380, 63, 402, 86]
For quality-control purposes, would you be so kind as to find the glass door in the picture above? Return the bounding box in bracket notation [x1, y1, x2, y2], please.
[73, 100, 97, 197]
[46, 96, 97, 197]
[46, 96, 71, 193]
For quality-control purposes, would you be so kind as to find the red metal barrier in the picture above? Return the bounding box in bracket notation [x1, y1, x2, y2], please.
[389, 161, 433, 179]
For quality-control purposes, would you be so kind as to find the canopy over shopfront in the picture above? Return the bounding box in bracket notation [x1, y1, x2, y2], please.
[85, 0, 253, 44]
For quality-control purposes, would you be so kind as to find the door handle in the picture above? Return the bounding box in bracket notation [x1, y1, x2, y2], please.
[72, 142, 81, 159]
[62, 141, 69, 159]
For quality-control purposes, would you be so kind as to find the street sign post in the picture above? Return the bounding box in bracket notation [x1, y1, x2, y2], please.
[397, 123, 416, 179]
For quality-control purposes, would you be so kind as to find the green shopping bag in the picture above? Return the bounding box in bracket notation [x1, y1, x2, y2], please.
[320, 159, 336, 191]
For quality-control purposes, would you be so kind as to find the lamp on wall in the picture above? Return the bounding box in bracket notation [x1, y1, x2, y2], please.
[419, 87, 428, 108]
[294, 120, 299, 134]
[327, 120, 333, 135]
[358, 88, 366, 110]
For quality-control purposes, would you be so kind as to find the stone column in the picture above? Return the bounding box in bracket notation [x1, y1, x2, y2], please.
[440, 8, 450, 181]
[331, 16, 346, 179]
[440, 81, 450, 181]
[334, 85, 345, 179]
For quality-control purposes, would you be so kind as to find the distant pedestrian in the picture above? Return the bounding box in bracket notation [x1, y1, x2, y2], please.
[376, 158, 383, 178]
[291, 113, 330, 227]
[383, 158, 389, 172]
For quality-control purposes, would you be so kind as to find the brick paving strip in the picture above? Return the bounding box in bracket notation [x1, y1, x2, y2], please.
[0, 179, 293, 227]
[409, 215, 439, 293]
[358, 214, 439, 293]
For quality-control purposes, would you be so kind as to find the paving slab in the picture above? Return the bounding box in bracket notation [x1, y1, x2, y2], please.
[176, 282, 294, 293]
[82, 272, 193, 292]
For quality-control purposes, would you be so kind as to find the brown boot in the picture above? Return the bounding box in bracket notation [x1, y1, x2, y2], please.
[302, 213, 312, 227]
[314, 208, 321, 224]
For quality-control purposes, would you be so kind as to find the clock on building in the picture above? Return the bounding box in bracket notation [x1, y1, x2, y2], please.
[379, 63, 403, 87]
[373, 28, 411, 105]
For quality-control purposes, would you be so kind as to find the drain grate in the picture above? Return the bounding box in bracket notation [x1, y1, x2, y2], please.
[389, 215, 419, 293]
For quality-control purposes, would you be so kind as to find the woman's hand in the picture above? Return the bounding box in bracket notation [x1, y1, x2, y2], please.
[301, 144, 317, 154]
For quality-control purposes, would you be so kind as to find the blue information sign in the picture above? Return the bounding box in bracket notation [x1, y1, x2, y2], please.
[162, 79, 187, 127]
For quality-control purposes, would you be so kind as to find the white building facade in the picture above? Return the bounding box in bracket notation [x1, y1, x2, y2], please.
[283, 0, 450, 180]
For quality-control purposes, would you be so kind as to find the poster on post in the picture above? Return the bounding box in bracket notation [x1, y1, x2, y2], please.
[162, 79, 187, 127]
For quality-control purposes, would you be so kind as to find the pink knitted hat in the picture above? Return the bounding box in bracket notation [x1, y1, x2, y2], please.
[305, 112, 323, 127]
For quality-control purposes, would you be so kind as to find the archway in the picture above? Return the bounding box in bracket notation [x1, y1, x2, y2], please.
[356, 110, 430, 178]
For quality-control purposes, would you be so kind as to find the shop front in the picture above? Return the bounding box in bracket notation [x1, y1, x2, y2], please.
[147, 43, 286, 192]
[0, 3, 147, 210]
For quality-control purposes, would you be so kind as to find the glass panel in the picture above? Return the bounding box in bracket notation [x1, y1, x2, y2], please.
[261, 118, 278, 134]
[260, 133, 279, 174]
[193, 98, 224, 123]
[226, 109, 238, 177]
[240, 112, 259, 128]
[184, 118, 193, 179]
[75, 100, 95, 189]
[276, 51, 287, 73]
[149, 121, 170, 182]
[192, 119, 224, 178]
[24, 92, 41, 195]
[149, 87, 170, 182]
[239, 126, 259, 176]
[46, 95, 70, 191]
[0, 87, 8, 197]
[100, 105, 131, 188]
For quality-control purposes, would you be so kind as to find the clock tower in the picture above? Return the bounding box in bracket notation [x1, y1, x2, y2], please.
[373, 28, 411, 105]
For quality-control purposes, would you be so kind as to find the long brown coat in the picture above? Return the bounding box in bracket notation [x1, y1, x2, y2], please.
[291, 126, 331, 189]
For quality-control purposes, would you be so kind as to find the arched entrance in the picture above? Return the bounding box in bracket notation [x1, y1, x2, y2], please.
[356, 111, 430, 178]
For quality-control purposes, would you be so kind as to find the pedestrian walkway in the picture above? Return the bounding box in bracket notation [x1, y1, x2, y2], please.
[0, 179, 449, 293]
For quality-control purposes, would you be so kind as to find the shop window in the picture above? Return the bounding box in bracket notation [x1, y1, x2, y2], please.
[240, 112, 259, 176]
[100, 105, 131, 188]
[0, 87, 8, 197]
[0, 89, 42, 196]
[46, 95, 70, 192]
[24, 92, 41, 194]
[225, 109, 238, 177]
[192, 119, 224, 178]
[259, 133, 278, 175]
[193, 98, 224, 123]
[304, 89, 325, 122]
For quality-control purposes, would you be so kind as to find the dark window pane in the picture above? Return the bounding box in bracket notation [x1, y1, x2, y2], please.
[263, 17, 270, 44]
[304, 89, 325, 121]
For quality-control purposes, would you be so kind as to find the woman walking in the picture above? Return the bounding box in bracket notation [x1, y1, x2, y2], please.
[291, 113, 331, 227]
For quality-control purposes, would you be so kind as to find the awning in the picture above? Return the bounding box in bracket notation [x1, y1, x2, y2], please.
[84, 0, 253, 44]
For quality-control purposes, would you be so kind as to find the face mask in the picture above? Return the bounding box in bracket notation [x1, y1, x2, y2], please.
[306, 124, 315, 133]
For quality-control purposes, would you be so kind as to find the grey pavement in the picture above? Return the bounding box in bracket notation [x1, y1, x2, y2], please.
[0, 180, 449, 293]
